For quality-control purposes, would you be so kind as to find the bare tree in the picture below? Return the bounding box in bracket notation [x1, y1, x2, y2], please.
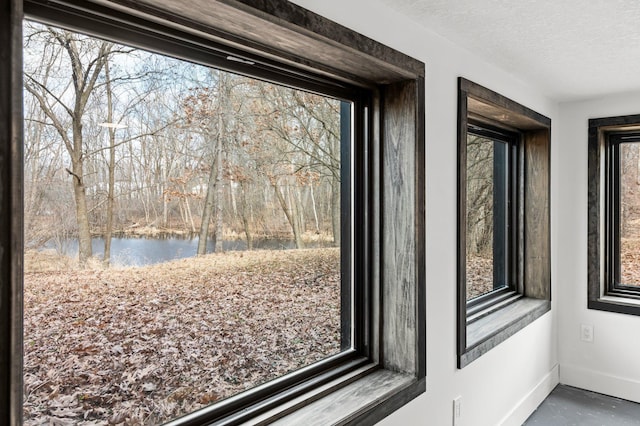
[182, 71, 245, 255]
[102, 59, 118, 265]
[196, 73, 227, 255]
[254, 85, 342, 247]
[24, 25, 115, 264]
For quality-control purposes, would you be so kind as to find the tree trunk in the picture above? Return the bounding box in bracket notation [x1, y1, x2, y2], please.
[239, 181, 253, 250]
[197, 72, 230, 255]
[309, 182, 320, 234]
[70, 136, 93, 265]
[162, 189, 169, 228]
[161, 144, 169, 228]
[184, 194, 196, 233]
[103, 60, 115, 266]
[331, 175, 340, 246]
[272, 181, 304, 249]
[197, 148, 220, 255]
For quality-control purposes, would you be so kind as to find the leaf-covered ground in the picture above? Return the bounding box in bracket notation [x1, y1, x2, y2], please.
[466, 254, 494, 300]
[621, 238, 640, 286]
[23, 248, 340, 425]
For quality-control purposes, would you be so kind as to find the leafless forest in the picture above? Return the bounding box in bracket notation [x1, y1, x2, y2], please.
[23, 21, 343, 264]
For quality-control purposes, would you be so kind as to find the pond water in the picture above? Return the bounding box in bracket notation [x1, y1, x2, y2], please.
[47, 236, 332, 266]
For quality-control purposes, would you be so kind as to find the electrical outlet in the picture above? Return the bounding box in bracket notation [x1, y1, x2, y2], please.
[581, 324, 594, 342]
[453, 396, 462, 426]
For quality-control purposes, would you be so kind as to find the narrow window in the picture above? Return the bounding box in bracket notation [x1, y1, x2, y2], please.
[465, 123, 518, 313]
[457, 78, 551, 368]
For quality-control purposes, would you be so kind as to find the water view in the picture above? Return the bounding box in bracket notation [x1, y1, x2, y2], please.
[44, 236, 334, 266]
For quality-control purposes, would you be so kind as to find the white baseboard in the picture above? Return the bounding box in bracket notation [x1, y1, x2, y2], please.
[498, 364, 560, 426]
[560, 364, 640, 403]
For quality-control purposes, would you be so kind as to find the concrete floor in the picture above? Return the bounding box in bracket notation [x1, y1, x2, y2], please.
[523, 385, 640, 425]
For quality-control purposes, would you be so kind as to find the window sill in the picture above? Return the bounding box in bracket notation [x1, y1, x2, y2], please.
[459, 297, 550, 368]
[247, 366, 423, 425]
[589, 296, 640, 316]
[467, 292, 521, 323]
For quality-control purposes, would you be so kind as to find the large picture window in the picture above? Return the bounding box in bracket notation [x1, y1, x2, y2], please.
[1, 0, 425, 424]
[22, 20, 359, 424]
[589, 116, 640, 316]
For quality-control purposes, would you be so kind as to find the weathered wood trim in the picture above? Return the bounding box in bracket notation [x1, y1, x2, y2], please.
[345, 378, 425, 426]
[589, 113, 640, 130]
[457, 78, 551, 368]
[588, 299, 640, 316]
[370, 90, 382, 367]
[414, 76, 426, 380]
[587, 120, 603, 304]
[60, 0, 423, 87]
[456, 80, 469, 362]
[25, 0, 361, 101]
[517, 135, 526, 295]
[268, 370, 422, 426]
[461, 78, 551, 130]
[219, 0, 425, 78]
[381, 80, 417, 374]
[524, 129, 551, 299]
[0, 0, 24, 424]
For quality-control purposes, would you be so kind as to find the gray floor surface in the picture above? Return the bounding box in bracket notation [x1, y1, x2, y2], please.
[523, 385, 640, 425]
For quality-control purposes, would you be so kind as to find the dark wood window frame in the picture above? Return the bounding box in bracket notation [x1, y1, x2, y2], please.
[0, 0, 425, 424]
[588, 115, 640, 316]
[457, 78, 551, 368]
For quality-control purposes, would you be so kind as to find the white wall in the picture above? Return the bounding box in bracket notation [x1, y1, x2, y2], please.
[289, 1, 559, 425]
[558, 93, 640, 403]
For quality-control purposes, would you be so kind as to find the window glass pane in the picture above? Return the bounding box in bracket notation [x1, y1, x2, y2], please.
[466, 133, 508, 301]
[23, 20, 349, 424]
[619, 142, 640, 286]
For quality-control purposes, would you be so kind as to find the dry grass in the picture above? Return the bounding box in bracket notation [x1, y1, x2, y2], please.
[25, 250, 79, 273]
[23, 248, 340, 425]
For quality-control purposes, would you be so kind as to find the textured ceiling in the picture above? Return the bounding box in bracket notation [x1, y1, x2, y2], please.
[378, 0, 640, 101]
